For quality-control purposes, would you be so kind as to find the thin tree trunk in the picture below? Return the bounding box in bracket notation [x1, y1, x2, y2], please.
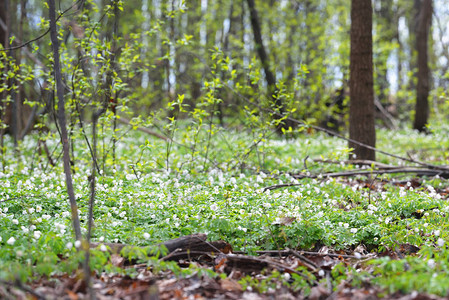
[413, 0, 432, 132]
[13, 0, 27, 144]
[245, 0, 291, 134]
[8, 0, 19, 148]
[375, 0, 393, 107]
[85, 110, 103, 300]
[48, 0, 82, 241]
[0, 0, 8, 170]
[349, 0, 376, 161]
[408, 0, 421, 91]
[395, 11, 403, 102]
[111, 2, 119, 167]
[217, 0, 235, 126]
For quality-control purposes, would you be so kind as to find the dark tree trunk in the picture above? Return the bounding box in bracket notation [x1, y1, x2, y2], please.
[245, 0, 291, 134]
[349, 0, 376, 160]
[413, 0, 432, 132]
[245, 0, 276, 89]
[0, 0, 6, 46]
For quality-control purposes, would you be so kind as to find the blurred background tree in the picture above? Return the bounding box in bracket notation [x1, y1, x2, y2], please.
[0, 0, 447, 158]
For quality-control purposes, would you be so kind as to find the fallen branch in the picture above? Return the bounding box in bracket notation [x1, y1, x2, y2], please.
[91, 233, 232, 256]
[117, 117, 170, 141]
[264, 167, 449, 191]
[215, 253, 318, 284]
[293, 167, 449, 178]
[160, 250, 215, 261]
[313, 159, 394, 169]
[233, 249, 369, 260]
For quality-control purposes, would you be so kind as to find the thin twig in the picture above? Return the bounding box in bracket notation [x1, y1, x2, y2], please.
[0, 0, 85, 52]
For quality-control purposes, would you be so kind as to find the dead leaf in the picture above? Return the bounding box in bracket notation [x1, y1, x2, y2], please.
[220, 278, 242, 292]
[214, 256, 228, 273]
[110, 253, 125, 267]
[65, 289, 79, 300]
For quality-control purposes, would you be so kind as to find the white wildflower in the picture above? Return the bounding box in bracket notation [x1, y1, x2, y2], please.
[427, 259, 436, 269]
[263, 202, 271, 209]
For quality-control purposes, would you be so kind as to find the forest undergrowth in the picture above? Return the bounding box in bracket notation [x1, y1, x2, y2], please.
[1, 123, 449, 299]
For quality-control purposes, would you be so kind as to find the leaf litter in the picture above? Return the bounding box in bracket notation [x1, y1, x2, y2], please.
[1, 228, 448, 300]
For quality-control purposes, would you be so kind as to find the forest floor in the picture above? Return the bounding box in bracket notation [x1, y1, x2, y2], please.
[1, 126, 449, 299]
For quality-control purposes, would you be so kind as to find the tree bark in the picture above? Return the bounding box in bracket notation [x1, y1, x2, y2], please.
[48, 0, 82, 241]
[413, 0, 432, 132]
[349, 0, 376, 161]
[0, 0, 7, 47]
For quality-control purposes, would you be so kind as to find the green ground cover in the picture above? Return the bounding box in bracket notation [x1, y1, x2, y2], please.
[1, 124, 449, 296]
